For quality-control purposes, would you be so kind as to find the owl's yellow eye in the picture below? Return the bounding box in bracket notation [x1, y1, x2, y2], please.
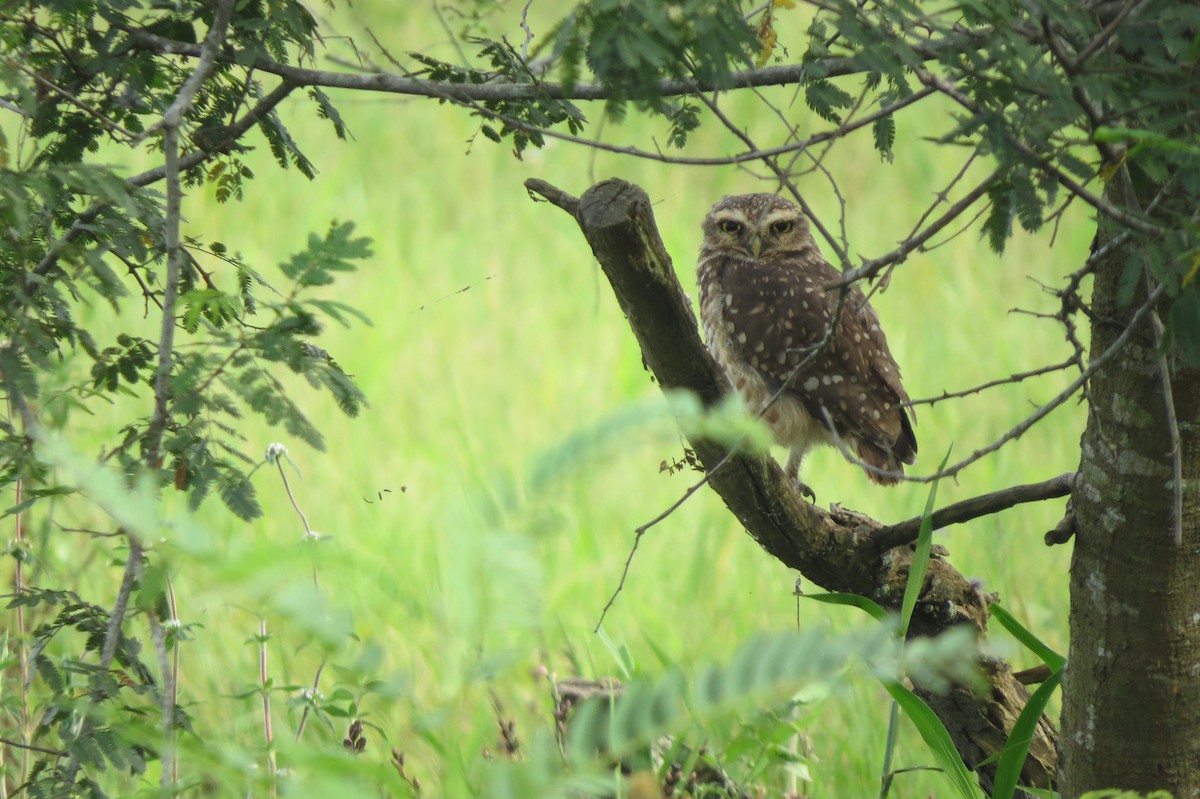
[719, 220, 743, 234]
[770, 220, 794, 235]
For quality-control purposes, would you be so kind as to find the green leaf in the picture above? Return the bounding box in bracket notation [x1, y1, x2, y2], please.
[988, 602, 1065, 671]
[873, 114, 896, 163]
[217, 470, 262, 521]
[991, 669, 1061, 799]
[803, 591, 888, 622]
[984, 183, 1013, 255]
[901, 447, 952, 636]
[885, 682, 986, 799]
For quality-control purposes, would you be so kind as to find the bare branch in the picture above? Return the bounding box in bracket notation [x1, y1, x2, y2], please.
[120, 24, 963, 102]
[0, 738, 68, 758]
[837, 169, 1001, 288]
[873, 473, 1076, 548]
[909, 359, 1077, 408]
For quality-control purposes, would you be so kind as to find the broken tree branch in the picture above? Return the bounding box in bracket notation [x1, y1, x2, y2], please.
[526, 176, 1057, 795]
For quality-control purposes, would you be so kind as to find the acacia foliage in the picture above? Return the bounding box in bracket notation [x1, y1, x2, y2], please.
[1, 2, 370, 795]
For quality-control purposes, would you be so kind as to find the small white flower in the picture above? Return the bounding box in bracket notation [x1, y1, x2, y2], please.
[301, 529, 322, 542]
[164, 618, 182, 631]
[265, 442, 288, 463]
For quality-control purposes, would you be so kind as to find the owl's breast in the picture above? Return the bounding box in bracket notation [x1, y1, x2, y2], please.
[698, 280, 831, 454]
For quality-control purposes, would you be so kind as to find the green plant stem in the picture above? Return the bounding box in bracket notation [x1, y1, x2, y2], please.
[879, 701, 900, 799]
[273, 457, 328, 743]
[148, 612, 175, 790]
[259, 617, 277, 797]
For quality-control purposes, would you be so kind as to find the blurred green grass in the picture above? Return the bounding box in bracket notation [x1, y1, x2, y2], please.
[41, 3, 1088, 795]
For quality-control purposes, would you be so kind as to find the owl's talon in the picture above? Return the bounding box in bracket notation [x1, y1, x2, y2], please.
[794, 478, 817, 504]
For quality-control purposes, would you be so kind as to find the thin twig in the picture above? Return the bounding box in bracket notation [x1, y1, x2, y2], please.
[594, 454, 727, 632]
[0, 738, 68, 758]
[12, 62, 137, 140]
[1074, 0, 1147, 66]
[874, 473, 1076, 548]
[908, 359, 1076, 408]
[846, 282, 1167, 484]
[837, 169, 1002, 288]
[270, 453, 328, 741]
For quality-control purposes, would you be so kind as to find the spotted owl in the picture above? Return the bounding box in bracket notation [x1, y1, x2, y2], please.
[696, 193, 917, 492]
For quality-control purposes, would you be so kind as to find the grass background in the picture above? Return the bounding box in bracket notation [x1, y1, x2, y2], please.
[20, 2, 1090, 796]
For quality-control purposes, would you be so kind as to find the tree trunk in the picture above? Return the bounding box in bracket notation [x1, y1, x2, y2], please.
[1061, 212, 1200, 794]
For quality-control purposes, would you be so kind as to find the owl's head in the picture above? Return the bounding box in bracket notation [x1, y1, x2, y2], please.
[701, 193, 812, 259]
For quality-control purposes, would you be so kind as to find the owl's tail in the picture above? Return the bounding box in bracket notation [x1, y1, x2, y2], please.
[856, 408, 917, 486]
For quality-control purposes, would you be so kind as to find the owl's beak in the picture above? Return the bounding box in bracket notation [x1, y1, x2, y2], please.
[748, 232, 763, 258]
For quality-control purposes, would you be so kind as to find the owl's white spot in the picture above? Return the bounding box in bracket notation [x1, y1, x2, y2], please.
[776, 351, 787, 364]
[832, 375, 844, 384]
[822, 376, 831, 386]
[854, 333, 862, 342]
[858, 392, 867, 400]
[783, 336, 793, 347]
[802, 301, 809, 309]
[724, 294, 733, 306]
[737, 332, 747, 345]
[873, 409, 881, 420]
[784, 320, 793, 330]
[803, 377, 819, 391]
[754, 341, 765, 353]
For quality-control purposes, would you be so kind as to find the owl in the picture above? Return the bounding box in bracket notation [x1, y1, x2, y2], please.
[696, 193, 917, 495]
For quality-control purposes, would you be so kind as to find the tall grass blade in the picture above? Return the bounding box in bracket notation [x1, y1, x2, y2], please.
[990, 669, 1062, 799]
[803, 592, 888, 622]
[885, 682, 986, 799]
[900, 447, 952, 635]
[989, 603, 1066, 671]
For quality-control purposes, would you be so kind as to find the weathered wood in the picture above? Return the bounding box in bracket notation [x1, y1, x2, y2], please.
[527, 176, 1057, 793]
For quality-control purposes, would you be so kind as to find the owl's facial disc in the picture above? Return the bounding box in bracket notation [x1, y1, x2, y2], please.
[711, 211, 757, 257]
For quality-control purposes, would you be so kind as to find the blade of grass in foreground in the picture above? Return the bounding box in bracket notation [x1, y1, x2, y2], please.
[886, 682, 987, 799]
[989, 668, 1062, 799]
[989, 602, 1067, 671]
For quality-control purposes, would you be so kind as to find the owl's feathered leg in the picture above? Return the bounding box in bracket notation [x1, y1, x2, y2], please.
[785, 448, 817, 503]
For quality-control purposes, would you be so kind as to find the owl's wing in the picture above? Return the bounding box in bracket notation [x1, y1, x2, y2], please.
[726, 254, 917, 467]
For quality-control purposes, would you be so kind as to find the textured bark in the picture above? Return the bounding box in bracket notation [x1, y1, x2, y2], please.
[528, 177, 1058, 793]
[1061, 216, 1200, 796]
